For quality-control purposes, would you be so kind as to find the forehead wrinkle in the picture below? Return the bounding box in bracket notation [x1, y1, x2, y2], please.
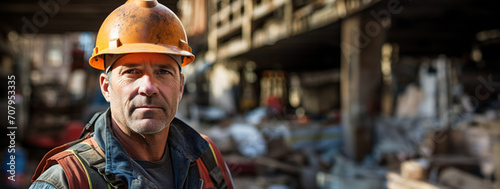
[152, 60, 180, 73]
[156, 63, 176, 70]
[114, 54, 179, 71]
[121, 63, 143, 68]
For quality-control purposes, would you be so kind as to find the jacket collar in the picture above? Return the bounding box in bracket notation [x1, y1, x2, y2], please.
[168, 118, 209, 162]
[168, 118, 209, 189]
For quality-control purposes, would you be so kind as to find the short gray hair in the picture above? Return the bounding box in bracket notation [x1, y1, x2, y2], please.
[106, 70, 112, 82]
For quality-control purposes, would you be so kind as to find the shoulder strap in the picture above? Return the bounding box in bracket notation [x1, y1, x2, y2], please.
[74, 111, 125, 188]
[196, 158, 215, 189]
[31, 139, 95, 189]
[31, 143, 72, 183]
[31, 111, 104, 184]
[74, 138, 125, 189]
[79, 111, 104, 139]
[32, 111, 125, 189]
[31, 132, 92, 184]
[35, 137, 124, 189]
[74, 138, 109, 189]
[198, 134, 234, 189]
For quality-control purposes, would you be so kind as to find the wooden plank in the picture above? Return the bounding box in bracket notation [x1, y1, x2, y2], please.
[251, 18, 290, 48]
[309, 1, 346, 30]
[219, 5, 231, 23]
[217, 38, 250, 59]
[429, 155, 479, 165]
[401, 160, 427, 180]
[253, 0, 288, 20]
[255, 156, 302, 174]
[230, 0, 243, 15]
[438, 167, 493, 189]
[387, 172, 440, 189]
[216, 17, 243, 38]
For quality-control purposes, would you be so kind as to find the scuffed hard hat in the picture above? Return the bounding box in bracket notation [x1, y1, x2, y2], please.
[89, 0, 195, 71]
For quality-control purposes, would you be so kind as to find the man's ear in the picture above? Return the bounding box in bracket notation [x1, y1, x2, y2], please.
[99, 73, 111, 102]
[179, 74, 185, 101]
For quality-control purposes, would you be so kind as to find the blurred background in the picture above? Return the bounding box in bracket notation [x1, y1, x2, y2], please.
[1, 0, 500, 188]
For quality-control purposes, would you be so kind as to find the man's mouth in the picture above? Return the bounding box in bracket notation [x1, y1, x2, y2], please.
[135, 105, 164, 110]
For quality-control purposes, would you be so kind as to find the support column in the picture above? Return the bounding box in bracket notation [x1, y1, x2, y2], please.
[340, 12, 385, 160]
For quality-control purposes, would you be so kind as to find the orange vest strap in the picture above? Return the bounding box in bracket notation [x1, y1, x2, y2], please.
[200, 134, 234, 189]
[31, 145, 91, 189]
[31, 143, 71, 183]
[31, 112, 101, 184]
[196, 158, 216, 189]
[31, 137, 111, 189]
[55, 150, 91, 189]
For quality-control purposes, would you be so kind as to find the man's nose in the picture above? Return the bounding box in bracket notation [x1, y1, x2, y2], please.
[138, 75, 158, 96]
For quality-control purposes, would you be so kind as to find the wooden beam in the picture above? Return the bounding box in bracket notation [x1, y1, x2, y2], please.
[340, 11, 384, 160]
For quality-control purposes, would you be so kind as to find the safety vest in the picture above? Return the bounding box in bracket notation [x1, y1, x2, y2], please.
[31, 115, 233, 189]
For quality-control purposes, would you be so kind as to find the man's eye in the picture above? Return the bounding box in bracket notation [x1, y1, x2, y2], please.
[124, 69, 137, 74]
[158, 69, 171, 75]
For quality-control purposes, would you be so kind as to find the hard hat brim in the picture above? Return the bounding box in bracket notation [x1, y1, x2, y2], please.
[89, 43, 195, 70]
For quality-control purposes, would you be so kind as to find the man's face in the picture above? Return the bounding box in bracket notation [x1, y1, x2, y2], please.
[100, 53, 184, 135]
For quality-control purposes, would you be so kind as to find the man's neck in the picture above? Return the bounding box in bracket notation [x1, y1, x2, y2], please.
[110, 118, 169, 162]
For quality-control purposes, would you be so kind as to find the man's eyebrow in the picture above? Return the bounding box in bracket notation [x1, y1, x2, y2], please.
[155, 64, 178, 71]
[119, 62, 179, 72]
[121, 63, 142, 68]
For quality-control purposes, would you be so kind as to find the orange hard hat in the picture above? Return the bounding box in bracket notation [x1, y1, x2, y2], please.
[88, 0, 194, 70]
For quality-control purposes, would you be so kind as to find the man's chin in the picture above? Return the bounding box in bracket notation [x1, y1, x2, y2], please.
[129, 119, 168, 135]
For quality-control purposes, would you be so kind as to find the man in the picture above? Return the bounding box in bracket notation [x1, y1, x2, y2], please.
[30, 0, 234, 188]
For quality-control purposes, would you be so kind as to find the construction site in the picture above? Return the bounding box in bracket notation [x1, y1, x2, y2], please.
[1, 0, 500, 188]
